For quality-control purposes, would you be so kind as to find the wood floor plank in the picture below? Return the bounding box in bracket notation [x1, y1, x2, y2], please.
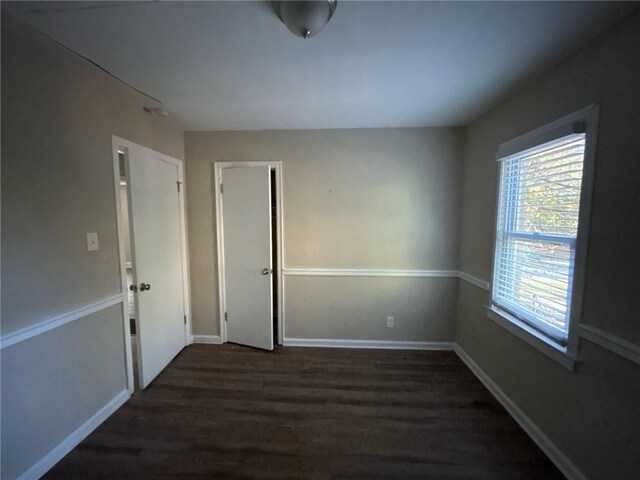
[45, 344, 563, 479]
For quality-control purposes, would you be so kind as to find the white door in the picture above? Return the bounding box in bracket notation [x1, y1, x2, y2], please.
[221, 166, 274, 350]
[128, 147, 186, 388]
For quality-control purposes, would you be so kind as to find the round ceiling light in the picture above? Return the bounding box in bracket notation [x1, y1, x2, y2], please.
[274, 1, 337, 39]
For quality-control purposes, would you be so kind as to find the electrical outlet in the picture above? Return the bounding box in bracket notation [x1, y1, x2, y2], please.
[386, 316, 395, 328]
[86, 232, 99, 251]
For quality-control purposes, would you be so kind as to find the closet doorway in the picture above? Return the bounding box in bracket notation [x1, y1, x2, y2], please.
[214, 162, 284, 350]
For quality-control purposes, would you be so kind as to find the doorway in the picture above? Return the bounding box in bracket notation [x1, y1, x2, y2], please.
[113, 137, 191, 391]
[116, 151, 140, 387]
[214, 162, 284, 349]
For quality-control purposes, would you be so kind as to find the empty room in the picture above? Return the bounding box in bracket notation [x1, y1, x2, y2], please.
[1, 1, 639, 479]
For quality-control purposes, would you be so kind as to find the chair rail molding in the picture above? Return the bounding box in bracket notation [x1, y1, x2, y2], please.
[283, 268, 491, 292]
[579, 324, 640, 365]
[457, 271, 491, 291]
[1, 294, 125, 350]
[283, 268, 459, 278]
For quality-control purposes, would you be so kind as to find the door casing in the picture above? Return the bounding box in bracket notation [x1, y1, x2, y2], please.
[214, 161, 284, 345]
[112, 136, 192, 393]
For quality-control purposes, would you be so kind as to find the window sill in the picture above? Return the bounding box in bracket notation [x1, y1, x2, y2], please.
[486, 306, 577, 371]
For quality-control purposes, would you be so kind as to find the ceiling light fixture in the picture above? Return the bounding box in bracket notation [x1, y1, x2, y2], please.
[274, 1, 337, 39]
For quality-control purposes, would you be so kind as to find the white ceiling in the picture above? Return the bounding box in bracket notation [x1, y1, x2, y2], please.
[4, 1, 636, 130]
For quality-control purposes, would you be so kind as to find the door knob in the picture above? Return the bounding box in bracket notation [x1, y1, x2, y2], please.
[262, 268, 272, 275]
[139, 283, 151, 291]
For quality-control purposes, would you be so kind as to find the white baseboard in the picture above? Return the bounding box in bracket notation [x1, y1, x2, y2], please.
[454, 345, 586, 480]
[192, 335, 222, 344]
[17, 389, 130, 480]
[283, 337, 455, 350]
[11, 339, 587, 480]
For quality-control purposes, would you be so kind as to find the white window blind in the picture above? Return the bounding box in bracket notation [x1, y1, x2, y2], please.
[492, 133, 587, 345]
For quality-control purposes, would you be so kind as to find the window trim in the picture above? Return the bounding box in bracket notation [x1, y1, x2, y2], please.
[487, 306, 577, 370]
[488, 104, 599, 369]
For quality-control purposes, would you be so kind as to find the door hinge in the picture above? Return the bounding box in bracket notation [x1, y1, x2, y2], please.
[220, 183, 224, 195]
[177, 181, 182, 193]
[183, 315, 187, 325]
[224, 312, 228, 322]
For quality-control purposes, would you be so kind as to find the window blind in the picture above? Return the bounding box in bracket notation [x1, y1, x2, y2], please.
[492, 133, 586, 345]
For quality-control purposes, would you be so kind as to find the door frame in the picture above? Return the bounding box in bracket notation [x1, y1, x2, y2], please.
[112, 136, 192, 392]
[214, 161, 284, 345]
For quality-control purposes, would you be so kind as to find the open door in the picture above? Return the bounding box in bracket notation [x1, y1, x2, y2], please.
[127, 144, 187, 388]
[219, 165, 274, 351]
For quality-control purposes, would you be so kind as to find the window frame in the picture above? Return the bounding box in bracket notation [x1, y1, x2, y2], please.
[488, 105, 599, 370]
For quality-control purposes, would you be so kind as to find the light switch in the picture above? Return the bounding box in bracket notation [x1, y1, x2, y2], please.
[86, 232, 99, 251]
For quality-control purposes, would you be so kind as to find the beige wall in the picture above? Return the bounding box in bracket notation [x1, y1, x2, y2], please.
[1, 16, 185, 478]
[1, 306, 125, 480]
[185, 128, 463, 339]
[1, 18, 184, 336]
[457, 9, 640, 479]
[285, 277, 457, 341]
[5, 5, 639, 479]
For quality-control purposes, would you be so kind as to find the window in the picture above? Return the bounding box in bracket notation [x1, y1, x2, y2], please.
[490, 106, 597, 359]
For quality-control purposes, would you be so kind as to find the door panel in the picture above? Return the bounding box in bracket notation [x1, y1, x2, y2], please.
[221, 166, 273, 350]
[128, 148, 186, 388]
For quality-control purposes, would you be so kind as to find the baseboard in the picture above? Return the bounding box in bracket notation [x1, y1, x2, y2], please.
[17, 389, 130, 480]
[283, 337, 455, 350]
[453, 345, 587, 480]
[192, 335, 222, 344]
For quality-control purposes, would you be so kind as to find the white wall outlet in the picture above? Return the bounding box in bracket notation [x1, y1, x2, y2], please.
[386, 316, 395, 328]
[86, 232, 99, 251]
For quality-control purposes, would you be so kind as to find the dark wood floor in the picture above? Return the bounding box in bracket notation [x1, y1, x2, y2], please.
[46, 344, 562, 479]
